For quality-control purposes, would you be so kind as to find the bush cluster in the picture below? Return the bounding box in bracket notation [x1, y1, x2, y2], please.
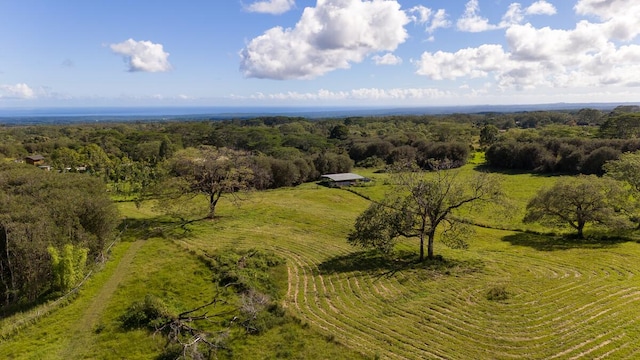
[486, 138, 640, 174]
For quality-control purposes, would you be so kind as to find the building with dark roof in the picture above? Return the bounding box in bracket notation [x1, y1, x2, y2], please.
[25, 155, 45, 166]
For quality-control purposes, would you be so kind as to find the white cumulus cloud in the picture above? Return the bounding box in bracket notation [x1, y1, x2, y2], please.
[372, 53, 402, 65]
[526, 0, 557, 15]
[417, 0, 640, 91]
[457, 0, 498, 32]
[0, 83, 35, 99]
[575, 0, 640, 41]
[244, 0, 295, 15]
[110, 39, 172, 73]
[239, 0, 410, 80]
[416, 44, 510, 80]
[575, 0, 630, 19]
[408, 6, 450, 34]
[499, 3, 525, 28]
[458, 0, 557, 32]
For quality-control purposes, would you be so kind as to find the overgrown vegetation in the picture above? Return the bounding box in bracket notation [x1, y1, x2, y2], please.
[117, 248, 300, 359]
[0, 163, 118, 310]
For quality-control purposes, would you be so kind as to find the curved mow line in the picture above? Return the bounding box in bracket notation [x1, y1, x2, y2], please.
[279, 244, 630, 359]
[281, 249, 453, 359]
[200, 225, 640, 360]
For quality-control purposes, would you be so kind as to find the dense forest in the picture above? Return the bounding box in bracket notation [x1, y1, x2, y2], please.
[1, 105, 639, 310]
[0, 163, 118, 309]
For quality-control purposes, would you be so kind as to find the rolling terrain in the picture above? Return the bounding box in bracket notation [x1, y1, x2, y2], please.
[2, 164, 640, 359]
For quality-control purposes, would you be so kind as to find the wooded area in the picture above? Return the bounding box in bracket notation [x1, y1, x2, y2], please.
[0, 163, 118, 309]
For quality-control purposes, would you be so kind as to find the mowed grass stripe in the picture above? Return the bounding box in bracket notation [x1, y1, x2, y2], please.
[171, 169, 640, 360]
[284, 253, 420, 359]
[273, 249, 395, 357]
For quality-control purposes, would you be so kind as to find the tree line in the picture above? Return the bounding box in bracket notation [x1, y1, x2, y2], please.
[1, 107, 634, 188]
[485, 110, 640, 175]
[0, 114, 481, 196]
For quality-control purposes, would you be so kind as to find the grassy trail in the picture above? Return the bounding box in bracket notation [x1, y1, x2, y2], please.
[58, 239, 145, 359]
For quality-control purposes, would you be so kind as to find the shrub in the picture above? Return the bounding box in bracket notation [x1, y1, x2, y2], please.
[209, 248, 285, 299]
[580, 146, 620, 175]
[119, 294, 171, 330]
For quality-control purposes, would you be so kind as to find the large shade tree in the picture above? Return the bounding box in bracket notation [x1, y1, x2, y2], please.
[603, 151, 640, 227]
[604, 151, 640, 193]
[166, 146, 254, 219]
[524, 175, 632, 238]
[348, 166, 503, 261]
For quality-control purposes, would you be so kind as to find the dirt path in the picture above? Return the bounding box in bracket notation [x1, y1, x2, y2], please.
[58, 239, 145, 359]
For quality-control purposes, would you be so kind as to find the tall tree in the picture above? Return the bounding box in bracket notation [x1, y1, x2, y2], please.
[348, 166, 503, 261]
[167, 146, 254, 219]
[50, 147, 81, 171]
[524, 175, 632, 238]
[604, 151, 640, 227]
[604, 151, 640, 193]
[599, 113, 640, 139]
[479, 124, 500, 147]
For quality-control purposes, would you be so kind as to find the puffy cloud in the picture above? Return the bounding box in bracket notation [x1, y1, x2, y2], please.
[244, 0, 295, 15]
[416, 44, 510, 80]
[458, 0, 557, 32]
[499, 3, 524, 28]
[456, 0, 498, 32]
[506, 22, 607, 61]
[372, 53, 402, 65]
[417, 0, 640, 90]
[407, 5, 431, 25]
[408, 6, 450, 34]
[526, 0, 557, 15]
[428, 9, 451, 33]
[239, 0, 409, 80]
[575, 0, 630, 19]
[575, 0, 640, 40]
[110, 39, 172, 73]
[0, 83, 35, 99]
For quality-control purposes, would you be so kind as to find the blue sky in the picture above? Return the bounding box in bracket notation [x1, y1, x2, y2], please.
[0, 0, 638, 108]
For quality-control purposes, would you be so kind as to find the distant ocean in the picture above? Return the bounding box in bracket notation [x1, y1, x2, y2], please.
[0, 103, 635, 125]
[0, 106, 318, 117]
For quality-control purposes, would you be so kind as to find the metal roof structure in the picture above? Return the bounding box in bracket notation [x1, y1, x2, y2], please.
[25, 154, 45, 161]
[321, 173, 366, 182]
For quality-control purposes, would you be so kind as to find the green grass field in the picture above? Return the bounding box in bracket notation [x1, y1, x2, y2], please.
[2, 163, 640, 359]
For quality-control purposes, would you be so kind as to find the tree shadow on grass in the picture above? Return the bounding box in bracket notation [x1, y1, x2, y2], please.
[118, 216, 209, 241]
[502, 232, 630, 251]
[317, 250, 482, 279]
[473, 164, 572, 178]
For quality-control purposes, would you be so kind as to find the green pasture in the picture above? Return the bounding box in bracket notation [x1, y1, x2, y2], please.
[3, 163, 640, 359]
